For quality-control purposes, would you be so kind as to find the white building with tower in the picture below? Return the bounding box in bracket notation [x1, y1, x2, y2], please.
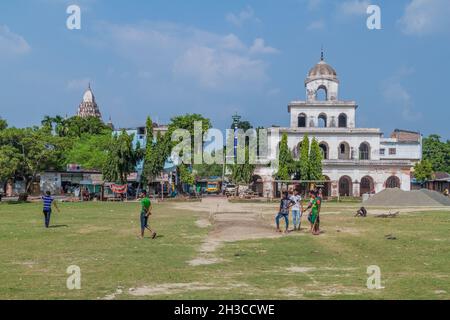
[254, 53, 422, 198]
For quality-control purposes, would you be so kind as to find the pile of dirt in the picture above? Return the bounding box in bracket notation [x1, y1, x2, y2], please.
[364, 188, 450, 207]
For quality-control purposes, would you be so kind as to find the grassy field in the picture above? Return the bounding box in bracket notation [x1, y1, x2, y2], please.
[0, 199, 449, 300]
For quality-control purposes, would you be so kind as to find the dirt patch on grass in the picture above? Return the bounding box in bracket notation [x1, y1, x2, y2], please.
[77, 226, 112, 234]
[195, 219, 212, 228]
[188, 257, 222, 266]
[187, 198, 282, 266]
[286, 267, 316, 273]
[129, 282, 215, 296]
[126, 282, 250, 297]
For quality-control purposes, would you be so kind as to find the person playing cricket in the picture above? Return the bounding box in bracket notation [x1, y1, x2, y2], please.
[139, 190, 156, 239]
[41, 191, 60, 228]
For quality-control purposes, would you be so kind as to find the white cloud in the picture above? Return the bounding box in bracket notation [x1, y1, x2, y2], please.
[307, 19, 326, 31]
[337, 0, 370, 17]
[398, 0, 450, 36]
[226, 6, 260, 27]
[92, 22, 277, 91]
[173, 46, 267, 89]
[0, 25, 31, 56]
[249, 38, 279, 55]
[382, 67, 422, 122]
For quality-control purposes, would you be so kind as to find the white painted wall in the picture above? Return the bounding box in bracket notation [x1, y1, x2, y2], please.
[380, 139, 422, 161]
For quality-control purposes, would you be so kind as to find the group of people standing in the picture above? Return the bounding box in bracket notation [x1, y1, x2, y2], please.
[276, 188, 322, 235]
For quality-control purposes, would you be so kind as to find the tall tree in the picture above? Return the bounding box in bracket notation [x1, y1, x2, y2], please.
[309, 138, 323, 180]
[103, 130, 141, 184]
[41, 115, 54, 133]
[0, 145, 20, 184]
[422, 135, 450, 173]
[0, 127, 68, 197]
[298, 135, 310, 180]
[142, 118, 171, 183]
[168, 114, 211, 192]
[276, 133, 294, 180]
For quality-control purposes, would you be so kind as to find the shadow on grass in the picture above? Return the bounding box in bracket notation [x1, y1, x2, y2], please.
[48, 225, 69, 228]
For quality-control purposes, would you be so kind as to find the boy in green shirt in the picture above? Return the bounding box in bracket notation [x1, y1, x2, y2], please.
[139, 190, 156, 239]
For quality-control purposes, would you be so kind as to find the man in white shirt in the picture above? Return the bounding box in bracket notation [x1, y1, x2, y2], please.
[290, 189, 303, 231]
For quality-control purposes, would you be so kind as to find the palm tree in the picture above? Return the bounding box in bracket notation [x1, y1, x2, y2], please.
[41, 115, 54, 132]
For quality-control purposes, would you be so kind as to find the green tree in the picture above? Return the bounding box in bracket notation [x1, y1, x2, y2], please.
[0, 145, 20, 183]
[142, 118, 172, 183]
[230, 118, 253, 132]
[179, 163, 195, 186]
[41, 115, 54, 133]
[298, 135, 310, 180]
[0, 127, 68, 196]
[168, 114, 212, 192]
[276, 133, 294, 180]
[193, 162, 223, 179]
[414, 160, 434, 183]
[64, 132, 111, 170]
[422, 135, 450, 173]
[103, 130, 141, 184]
[0, 117, 7, 131]
[230, 145, 255, 185]
[309, 138, 323, 180]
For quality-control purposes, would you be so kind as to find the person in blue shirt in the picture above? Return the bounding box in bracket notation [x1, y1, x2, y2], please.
[276, 192, 294, 233]
[41, 191, 60, 228]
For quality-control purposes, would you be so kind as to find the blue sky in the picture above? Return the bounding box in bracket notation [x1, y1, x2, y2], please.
[0, 0, 449, 138]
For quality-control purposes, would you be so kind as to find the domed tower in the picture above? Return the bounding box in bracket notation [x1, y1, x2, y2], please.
[305, 50, 339, 102]
[77, 84, 102, 119]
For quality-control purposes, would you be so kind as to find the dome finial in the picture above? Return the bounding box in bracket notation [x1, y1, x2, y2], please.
[321, 45, 324, 61]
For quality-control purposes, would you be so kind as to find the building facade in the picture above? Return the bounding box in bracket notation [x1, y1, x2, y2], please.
[254, 54, 422, 198]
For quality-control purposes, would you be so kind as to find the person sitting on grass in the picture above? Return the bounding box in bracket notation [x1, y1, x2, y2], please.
[306, 190, 321, 235]
[139, 190, 157, 239]
[276, 192, 294, 233]
[41, 191, 60, 228]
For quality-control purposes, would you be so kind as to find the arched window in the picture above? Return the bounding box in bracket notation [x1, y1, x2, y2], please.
[322, 176, 331, 198]
[298, 113, 306, 128]
[339, 176, 353, 197]
[359, 142, 370, 160]
[319, 142, 329, 160]
[316, 85, 328, 101]
[318, 113, 327, 128]
[338, 142, 350, 160]
[386, 176, 400, 189]
[360, 176, 374, 195]
[338, 113, 347, 128]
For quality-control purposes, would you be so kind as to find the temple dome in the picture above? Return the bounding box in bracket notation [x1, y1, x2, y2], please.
[77, 84, 102, 120]
[307, 59, 338, 81]
[82, 86, 95, 103]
